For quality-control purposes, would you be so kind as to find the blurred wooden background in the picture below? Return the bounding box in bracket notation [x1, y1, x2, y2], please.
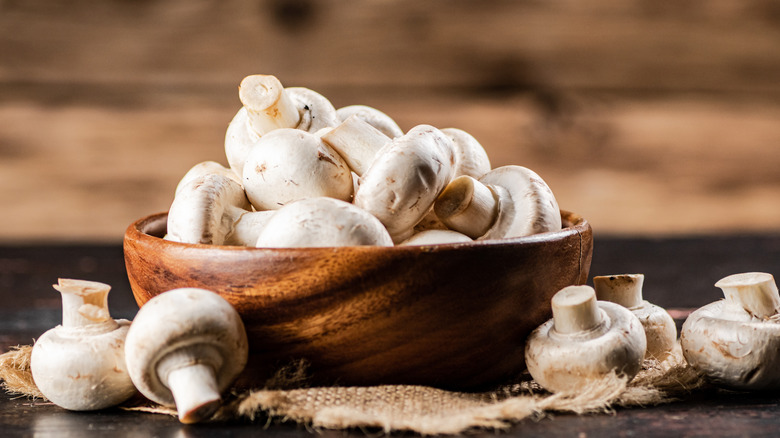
[1, 0, 779, 242]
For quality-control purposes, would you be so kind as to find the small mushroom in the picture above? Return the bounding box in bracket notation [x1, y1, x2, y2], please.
[594, 274, 677, 360]
[433, 166, 561, 240]
[255, 197, 393, 248]
[525, 285, 647, 393]
[225, 74, 339, 177]
[681, 272, 780, 390]
[30, 279, 136, 411]
[440, 128, 491, 179]
[400, 229, 472, 246]
[335, 104, 403, 139]
[354, 124, 456, 243]
[167, 173, 273, 246]
[242, 128, 354, 211]
[124, 288, 248, 424]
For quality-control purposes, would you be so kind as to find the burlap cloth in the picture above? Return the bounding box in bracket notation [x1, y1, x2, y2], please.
[1, 344, 705, 435]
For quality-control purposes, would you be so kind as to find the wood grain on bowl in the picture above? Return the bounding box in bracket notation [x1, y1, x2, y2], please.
[123, 211, 592, 390]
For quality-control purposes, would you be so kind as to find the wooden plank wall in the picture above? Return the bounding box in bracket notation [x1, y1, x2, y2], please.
[1, 0, 779, 242]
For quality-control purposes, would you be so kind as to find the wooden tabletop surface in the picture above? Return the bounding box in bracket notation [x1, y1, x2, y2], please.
[3, 235, 780, 436]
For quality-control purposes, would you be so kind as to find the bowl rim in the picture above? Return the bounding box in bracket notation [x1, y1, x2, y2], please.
[125, 210, 591, 252]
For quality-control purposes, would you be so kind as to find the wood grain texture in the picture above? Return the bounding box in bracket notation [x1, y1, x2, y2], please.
[123, 211, 592, 390]
[1, 0, 779, 241]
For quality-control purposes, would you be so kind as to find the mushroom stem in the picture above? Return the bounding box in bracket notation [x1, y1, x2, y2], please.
[320, 115, 392, 176]
[239, 75, 301, 136]
[166, 365, 221, 424]
[53, 279, 117, 331]
[593, 274, 644, 309]
[715, 272, 780, 319]
[156, 344, 224, 423]
[552, 285, 602, 334]
[434, 176, 499, 239]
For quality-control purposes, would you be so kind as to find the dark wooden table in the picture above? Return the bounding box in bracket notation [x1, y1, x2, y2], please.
[3, 235, 780, 436]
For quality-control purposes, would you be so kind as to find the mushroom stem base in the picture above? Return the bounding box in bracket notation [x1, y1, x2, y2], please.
[166, 364, 221, 424]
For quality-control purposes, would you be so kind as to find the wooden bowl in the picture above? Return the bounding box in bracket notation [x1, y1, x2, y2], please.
[124, 211, 592, 391]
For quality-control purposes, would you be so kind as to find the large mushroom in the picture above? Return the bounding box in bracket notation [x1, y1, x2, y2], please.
[166, 173, 273, 246]
[681, 272, 780, 390]
[225, 74, 340, 177]
[254, 197, 393, 248]
[353, 124, 456, 243]
[525, 285, 647, 393]
[31, 279, 136, 411]
[433, 166, 561, 240]
[124, 288, 248, 423]
[242, 128, 353, 211]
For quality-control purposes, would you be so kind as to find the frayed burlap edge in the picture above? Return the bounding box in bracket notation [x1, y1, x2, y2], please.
[0, 345, 43, 399]
[0, 344, 706, 435]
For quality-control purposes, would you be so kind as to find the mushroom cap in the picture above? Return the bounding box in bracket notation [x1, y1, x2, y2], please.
[242, 129, 353, 210]
[124, 288, 249, 407]
[255, 197, 393, 248]
[175, 161, 241, 196]
[166, 173, 251, 245]
[287, 87, 340, 133]
[479, 165, 562, 240]
[31, 320, 135, 410]
[354, 124, 455, 240]
[525, 300, 647, 393]
[681, 299, 780, 390]
[336, 104, 403, 139]
[400, 229, 472, 246]
[440, 127, 491, 179]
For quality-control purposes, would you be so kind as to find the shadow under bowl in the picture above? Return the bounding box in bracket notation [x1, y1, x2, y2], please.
[124, 211, 593, 391]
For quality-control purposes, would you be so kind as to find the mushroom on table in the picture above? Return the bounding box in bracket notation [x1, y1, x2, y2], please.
[681, 272, 780, 390]
[31, 279, 136, 411]
[525, 285, 647, 393]
[594, 273, 677, 360]
[124, 288, 249, 424]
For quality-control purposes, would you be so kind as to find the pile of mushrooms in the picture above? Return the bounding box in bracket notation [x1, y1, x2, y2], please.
[166, 73, 562, 248]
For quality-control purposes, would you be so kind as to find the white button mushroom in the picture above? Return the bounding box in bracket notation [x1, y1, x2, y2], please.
[681, 272, 780, 390]
[30, 279, 136, 411]
[335, 104, 404, 139]
[124, 288, 248, 424]
[525, 285, 647, 393]
[255, 197, 393, 248]
[242, 128, 354, 211]
[440, 128, 491, 179]
[225, 74, 340, 177]
[593, 274, 677, 360]
[434, 166, 561, 240]
[354, 124, 456, 243]
[166, 173, 273, 246]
